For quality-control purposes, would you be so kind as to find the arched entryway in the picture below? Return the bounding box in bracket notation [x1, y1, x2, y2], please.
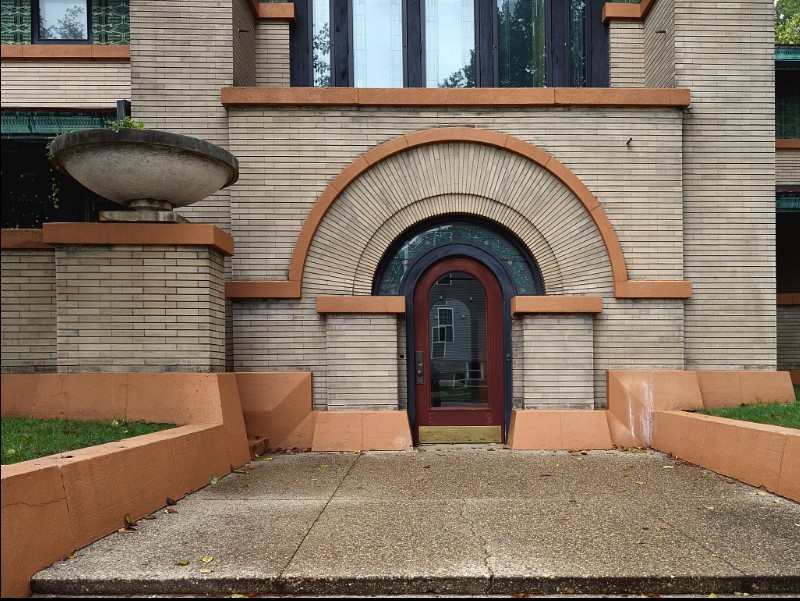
[374, 217, 544, 443]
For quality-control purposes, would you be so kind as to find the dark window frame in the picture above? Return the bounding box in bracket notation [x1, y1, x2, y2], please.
[31, 0, 93, 44]
[292, 0, 608, 88]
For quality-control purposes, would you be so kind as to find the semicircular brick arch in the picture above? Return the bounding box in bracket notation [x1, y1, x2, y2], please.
[303, 141, 613, 297]
[292, 127, 627, 295]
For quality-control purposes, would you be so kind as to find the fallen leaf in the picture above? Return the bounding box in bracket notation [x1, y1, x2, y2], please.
[210, 476, 219, 485]
[539, 474, 552, 478]
[512, 594, 530, 599]
[117, 527, 136, 534]
[166, 497, 177, 505]
[124, 513, 137, 527]
[752, 491, 767, 496]
[246, 593, 259, 598]
[175, 559, 190, 566]
[165, 508, 178, 514]
[263, 457, 273, 461]
[636, 481, 647, 486]
[142, 514, 157, 520]
[233, 468, 247, 474]
[704, 506, 715, 511]
[662, 465, 674, 469]
[709, 594, 718, 598]
[200, 556, 214, 563]
[200, 568, 213, 574]
[231, 594, 247, 598]
[66, 554, 77, 559]
[320, 464, 328, 469]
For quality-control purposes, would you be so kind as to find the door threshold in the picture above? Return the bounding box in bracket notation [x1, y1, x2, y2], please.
[418, 425, 502, 444]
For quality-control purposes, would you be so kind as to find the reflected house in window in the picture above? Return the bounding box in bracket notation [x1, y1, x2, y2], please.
[1, 0, 797, 451]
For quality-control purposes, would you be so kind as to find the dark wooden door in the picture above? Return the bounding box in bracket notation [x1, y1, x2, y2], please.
[412, 257, 504, 442]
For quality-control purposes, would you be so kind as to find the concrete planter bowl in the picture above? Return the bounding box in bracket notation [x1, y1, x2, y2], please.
[48, 128, 239, 222]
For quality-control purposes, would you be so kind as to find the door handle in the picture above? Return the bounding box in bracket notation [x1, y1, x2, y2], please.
[415, 351, 424, 385]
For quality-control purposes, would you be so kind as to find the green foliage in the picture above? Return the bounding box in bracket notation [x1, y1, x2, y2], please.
[106, 116, 146, 132]
[776, 0, 800, 44]
[440, 49, 477, 88]
[695, 386, 800, 429]
[313, 22, 331, 87]
[1, 417, 175, 464]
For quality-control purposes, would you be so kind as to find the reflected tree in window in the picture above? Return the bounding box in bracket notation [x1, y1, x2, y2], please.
[440, 49, 476, 88]
[39, 3, 87, 40]
[498, 0, 546, 87]
[313, 22, 331, 87]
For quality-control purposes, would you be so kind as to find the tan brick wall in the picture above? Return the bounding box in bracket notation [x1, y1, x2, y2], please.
[777, 305, 799, 371]
[55, 245, 226, 372]
[609, 21, 645, 88]
[0, 61, 130, 109]
[228, 107, 684, 283]
[130, 0, 233, 229]
[643, 0, 675, 88]
[0, 249, 57, 373]
[515, 314, 595, 410]
[776, 149, 799, 186]
[676, 0, 776, 369]
[325, 315, 399, 410]
[231, 125, 687, 408]
[255, 21, 290, 87]
[233, 0, 256, 87]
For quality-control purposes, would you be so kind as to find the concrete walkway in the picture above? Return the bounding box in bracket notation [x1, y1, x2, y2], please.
[32, 447, 800, 596]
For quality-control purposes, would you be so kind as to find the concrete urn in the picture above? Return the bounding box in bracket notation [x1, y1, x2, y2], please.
[48, 128, 239, 222]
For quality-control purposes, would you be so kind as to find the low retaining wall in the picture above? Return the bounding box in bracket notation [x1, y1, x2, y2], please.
[607, 370, 798, 502]
[235, 372, 412, 451]
[0, 373, 250, 598]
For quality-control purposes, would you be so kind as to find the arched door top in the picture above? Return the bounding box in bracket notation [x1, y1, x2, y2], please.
[289, 126, 628, 288]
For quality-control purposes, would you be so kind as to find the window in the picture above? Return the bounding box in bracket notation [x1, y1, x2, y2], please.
[292, 0, 608, 87]
[33, 0, 91, 43]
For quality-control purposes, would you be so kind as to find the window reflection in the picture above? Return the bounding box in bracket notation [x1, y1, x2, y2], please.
[313, 0, 331, 87]
[497, 0, 546, 87]
[426, 0, 476, 88]
[353, 0, 403, 88]
[38, 0, 88, 40]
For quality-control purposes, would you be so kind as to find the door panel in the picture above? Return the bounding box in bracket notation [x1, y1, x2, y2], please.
[413, 257, 504, 442]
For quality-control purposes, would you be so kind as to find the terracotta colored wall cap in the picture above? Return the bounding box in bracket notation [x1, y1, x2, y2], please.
[1, 44, 130, 60]
[511, 296, 602, 314]
[615, 280, 692, 299]
[602, 0, 656, 23]
[42, 223, 234, 256]
[225, 280, 301, 298]
[0, 228, 51, 249]
[221, 87, 689, 108]
[777, 293, 800, 305]
[776, 139, 800, 149]
[247, 0, 295, 20]
[316, 296, 406, 314]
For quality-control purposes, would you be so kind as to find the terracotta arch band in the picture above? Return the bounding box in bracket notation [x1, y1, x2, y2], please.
[289, 126, 629, 288]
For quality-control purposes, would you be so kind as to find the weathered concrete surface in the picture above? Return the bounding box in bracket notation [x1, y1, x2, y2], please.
[31, 447, 800, 596]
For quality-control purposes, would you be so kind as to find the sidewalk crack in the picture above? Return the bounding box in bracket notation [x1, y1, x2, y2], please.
[278, 453, 362, 579]
[460, 499, 494, 593]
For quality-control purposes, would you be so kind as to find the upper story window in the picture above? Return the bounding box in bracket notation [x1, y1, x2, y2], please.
[1, 0, 129, 45]
[292, 0, 609, 88]
[34, 0, 90, 42]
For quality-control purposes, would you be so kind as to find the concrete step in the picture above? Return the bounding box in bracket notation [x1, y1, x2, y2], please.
[248, 436, 269, 458]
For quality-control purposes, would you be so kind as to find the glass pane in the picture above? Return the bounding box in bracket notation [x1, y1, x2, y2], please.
[312, 0, 331, 87]
[38, 0, 88, 40]
[377, 221, 539, 296]
[569, 0, 587, 87]
[353, 0, 403, 87]
[426, 0, 475, 88]
[497, 0, 546, 87]
[429, 272, 488, 408]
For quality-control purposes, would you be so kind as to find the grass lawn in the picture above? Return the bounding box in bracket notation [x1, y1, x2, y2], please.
[695, 385, 800, 430]
[1, 417, 176, 465]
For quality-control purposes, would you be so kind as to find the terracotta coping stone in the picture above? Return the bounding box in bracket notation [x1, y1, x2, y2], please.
[776, 139, 800, 149]
[221, 86, 690, 108]
[511, 296, 602, 314]
[614, 280, 692, 299]
[41, 223, 234, 256]
[226, 280, 301, 299]
[0, 44, 130, 60]
[777, 293, 800, 305]
[507, 409, 614, 450]
[247, 0, 295, 20]
[316, 296, 406, 314]
[0, 228, 50, 249]
[602, 0, 657, 23]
